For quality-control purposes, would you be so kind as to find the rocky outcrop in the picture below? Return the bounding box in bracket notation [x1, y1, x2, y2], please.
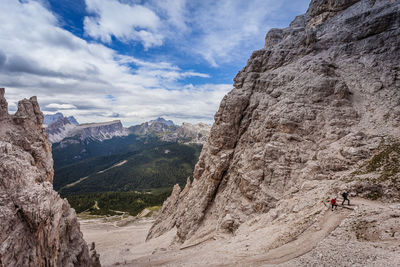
[148, 0, 400, 244]
[307, 0, 361, 26]
[0, 88, 100, 266]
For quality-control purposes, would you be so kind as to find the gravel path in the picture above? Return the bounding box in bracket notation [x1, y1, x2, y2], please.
[80, 198, 400, 266]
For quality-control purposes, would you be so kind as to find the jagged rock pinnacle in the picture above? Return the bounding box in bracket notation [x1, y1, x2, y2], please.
[0, 89, 100, 266]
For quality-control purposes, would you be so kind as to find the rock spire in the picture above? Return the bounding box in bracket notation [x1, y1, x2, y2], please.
[0, 89, 100, 266]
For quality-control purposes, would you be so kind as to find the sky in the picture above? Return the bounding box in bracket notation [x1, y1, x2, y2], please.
[0, 0, 310, 126]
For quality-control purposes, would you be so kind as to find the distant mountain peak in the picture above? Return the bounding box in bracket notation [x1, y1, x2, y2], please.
[43, 112, 64, 125]
[44, 112, 79, 125]
[150, 117, 174, 126]
[67, 116, 79, 125]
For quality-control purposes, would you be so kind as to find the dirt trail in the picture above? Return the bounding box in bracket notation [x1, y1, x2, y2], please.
[129, 203, 354, 267]
[246, 209, 351, 265]
[82, 198, 390, 266]
[244, 198, 384, 266]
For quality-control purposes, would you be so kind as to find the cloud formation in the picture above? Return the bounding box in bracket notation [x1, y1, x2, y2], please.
[82, 0, 310, 66]
[0, 0, 231, 125]
[84, 0, 163, 48]
[46, 103, 78, 110]
[0, 0, 310, 125]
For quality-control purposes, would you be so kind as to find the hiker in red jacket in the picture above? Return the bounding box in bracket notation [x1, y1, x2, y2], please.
[331, 198, 338, 211]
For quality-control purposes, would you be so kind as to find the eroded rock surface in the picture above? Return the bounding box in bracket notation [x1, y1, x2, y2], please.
[0, 88, 100, 266]
[148, 0, 400, 244]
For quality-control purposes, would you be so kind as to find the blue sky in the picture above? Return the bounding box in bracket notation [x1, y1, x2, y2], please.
[0, 0, 310, 125]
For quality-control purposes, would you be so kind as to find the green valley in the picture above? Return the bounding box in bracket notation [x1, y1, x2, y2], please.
[52, 134, 202, 216]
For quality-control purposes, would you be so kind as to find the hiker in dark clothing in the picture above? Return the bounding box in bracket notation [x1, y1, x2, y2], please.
[342, 191, 350, 205]
[331, 198, 338, 211]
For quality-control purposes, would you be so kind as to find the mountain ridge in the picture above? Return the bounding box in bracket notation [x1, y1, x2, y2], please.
[46, 115, 211, 145]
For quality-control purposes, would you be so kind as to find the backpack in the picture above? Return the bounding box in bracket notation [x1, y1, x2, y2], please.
[331, 198, 336, 205]
[342, 192, 347, 198]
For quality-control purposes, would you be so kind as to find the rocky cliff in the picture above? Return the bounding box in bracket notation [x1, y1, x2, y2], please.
[0, 88, 100, 266]
[148, 0, 400, 246]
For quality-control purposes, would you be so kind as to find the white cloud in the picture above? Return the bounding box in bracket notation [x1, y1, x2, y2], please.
[185, 0, 301, 66]
[0, 0, 311, 125]
[0, 0, 229, 125]
[84, 0, 163, 48]
[82, 0, 310, 66]
[45, 103, 77, 109]
[150, 0, 189, 33]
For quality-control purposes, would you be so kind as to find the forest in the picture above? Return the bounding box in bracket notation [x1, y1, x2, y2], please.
[66, 189, 172, 216]
[52, 135, 202, 215]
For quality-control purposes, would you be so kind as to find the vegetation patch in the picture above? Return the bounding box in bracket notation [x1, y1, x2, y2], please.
[351, 141, 400, 182]
[66, 189, 171, 216]
[364, 142, 400, 179]
[146, 206, 162, 212]
[348, 141, 400, 200]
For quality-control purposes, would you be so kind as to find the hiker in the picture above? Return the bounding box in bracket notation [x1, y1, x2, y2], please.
[331, 198, 338, 211]
[342, 191, 350, 205]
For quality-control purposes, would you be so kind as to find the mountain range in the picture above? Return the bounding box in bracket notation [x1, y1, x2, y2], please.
[2, 0, 400, 265]
[44, 113, 210, 145]
[45, 113, 210, 204]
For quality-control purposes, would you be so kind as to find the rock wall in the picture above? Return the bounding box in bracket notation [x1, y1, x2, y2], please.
[0, 88, 100, 266]
[148, 0, 400, 243]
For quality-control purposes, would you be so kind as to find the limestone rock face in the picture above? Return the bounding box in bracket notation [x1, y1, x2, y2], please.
[0, 88, 100, 266]
[148, 0, 400, 243]
[308, 0, 361, 26]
